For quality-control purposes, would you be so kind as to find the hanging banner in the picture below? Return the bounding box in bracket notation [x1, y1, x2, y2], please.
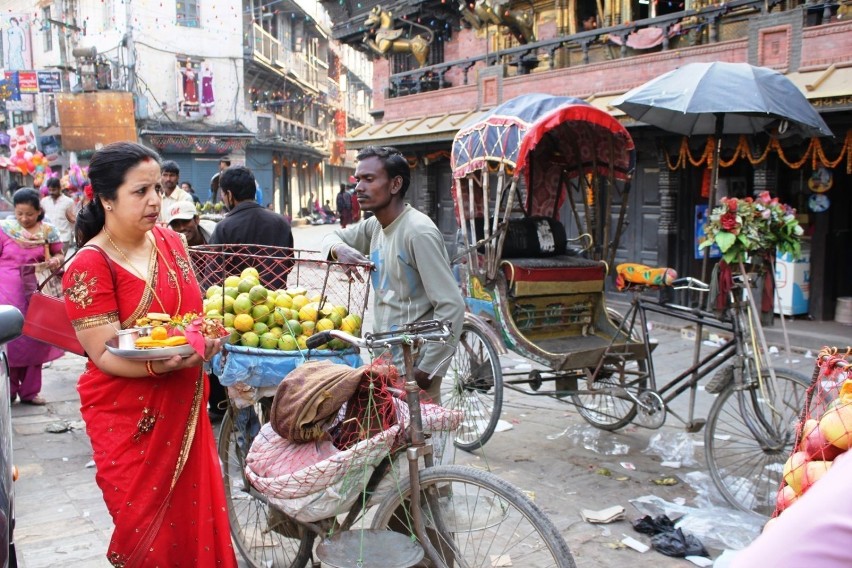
[3, 72, 20, 101]
[17, 71, 38, 94]
[36, 71, 61, 93]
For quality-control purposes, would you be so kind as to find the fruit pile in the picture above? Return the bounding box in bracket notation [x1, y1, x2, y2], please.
[132, 312, 228, 349]
[775, 374, 852, 521]
[202, 267, 362, 351]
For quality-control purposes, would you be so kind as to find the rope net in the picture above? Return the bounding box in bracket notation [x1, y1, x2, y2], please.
[244, 355, 462, 523]
[774, 349, 852, 517]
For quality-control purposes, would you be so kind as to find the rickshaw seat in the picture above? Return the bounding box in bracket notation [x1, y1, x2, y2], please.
[615, 263, 677, 291]
[502, 256, 606, 296]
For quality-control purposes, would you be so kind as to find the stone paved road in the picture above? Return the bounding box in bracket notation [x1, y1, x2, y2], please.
[11, 222, 819, 567]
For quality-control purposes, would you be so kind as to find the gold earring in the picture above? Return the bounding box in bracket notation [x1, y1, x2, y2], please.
[105, 205, 112, 211]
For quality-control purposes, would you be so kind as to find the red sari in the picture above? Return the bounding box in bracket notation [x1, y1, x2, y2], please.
[62, 227, 237, 568]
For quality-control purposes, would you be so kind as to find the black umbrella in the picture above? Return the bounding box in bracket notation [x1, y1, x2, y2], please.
[612, 62, 832, 205]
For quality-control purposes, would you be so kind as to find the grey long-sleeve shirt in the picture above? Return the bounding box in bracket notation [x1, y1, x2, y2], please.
[322, 205, 465, 376]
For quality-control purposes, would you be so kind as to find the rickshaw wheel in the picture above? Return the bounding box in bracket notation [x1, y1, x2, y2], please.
[572, 308, 648, 431]
[572, 370, 647, 431]
[442, 323, 504, 452]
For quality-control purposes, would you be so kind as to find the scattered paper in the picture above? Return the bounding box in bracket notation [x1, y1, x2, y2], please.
[686, 556, 714, 567]
[490, 554, 513, 567]
[661, 461, 682, 468]
[620, 462, 636, 470]
[621, 535, 649, 553]
[494, 420, 514, 433]
[582, 505, 625, 524]
[85, 460, 96, 468]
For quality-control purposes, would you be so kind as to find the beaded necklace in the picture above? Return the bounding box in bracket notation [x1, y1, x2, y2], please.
[103, 226, 182, 318]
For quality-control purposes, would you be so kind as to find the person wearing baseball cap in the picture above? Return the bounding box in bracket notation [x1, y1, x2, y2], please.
[167, 200, 217, 246]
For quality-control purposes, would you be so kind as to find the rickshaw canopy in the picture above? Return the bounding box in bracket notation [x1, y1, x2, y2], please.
[451, 94, 635, 219]
[451, 94, 635, 180]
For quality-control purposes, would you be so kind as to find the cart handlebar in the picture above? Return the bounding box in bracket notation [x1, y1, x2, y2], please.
[672, 277, 710, 292]
[305, 319, 453, 351]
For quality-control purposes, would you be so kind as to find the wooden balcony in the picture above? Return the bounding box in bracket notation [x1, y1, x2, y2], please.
[376, 1, 852, 121]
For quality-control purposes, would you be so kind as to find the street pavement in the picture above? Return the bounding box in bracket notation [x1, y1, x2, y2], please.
[9, 222, 832, 567]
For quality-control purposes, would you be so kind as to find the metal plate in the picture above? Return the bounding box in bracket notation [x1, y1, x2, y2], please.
[104, 337, 195, 361]
[316, 530, 424, 568]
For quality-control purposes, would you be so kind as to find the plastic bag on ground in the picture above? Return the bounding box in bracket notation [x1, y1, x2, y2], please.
[629, 494, 763, 551]
[643, 432, 698, 467]
[650, 527, 709, 558]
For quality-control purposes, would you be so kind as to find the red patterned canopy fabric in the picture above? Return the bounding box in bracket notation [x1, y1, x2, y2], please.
[451, 94, 635, 220]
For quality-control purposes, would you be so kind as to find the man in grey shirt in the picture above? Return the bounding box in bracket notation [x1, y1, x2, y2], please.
[322, 146, 465, 402]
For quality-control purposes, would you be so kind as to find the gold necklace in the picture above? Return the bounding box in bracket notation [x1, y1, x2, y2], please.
[103, 227, 182, 317]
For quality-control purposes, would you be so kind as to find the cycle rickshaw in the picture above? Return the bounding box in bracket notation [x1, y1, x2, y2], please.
[442, 93, 808, 516]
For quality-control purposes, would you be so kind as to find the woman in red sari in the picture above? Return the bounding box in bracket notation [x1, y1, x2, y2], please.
[62, 142, 237, 567]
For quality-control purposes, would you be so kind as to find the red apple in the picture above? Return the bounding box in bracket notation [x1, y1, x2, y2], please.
[819, 402, 852, 450]
[800, 418, 844, 461]
[775, 484, 798, 513]
[800, 460, 832, 493]
[782, 451, 809, 495]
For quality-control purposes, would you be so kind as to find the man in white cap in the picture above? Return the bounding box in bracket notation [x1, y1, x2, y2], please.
[167, 200, 217, 246]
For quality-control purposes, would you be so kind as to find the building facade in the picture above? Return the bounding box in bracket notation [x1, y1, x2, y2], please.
[0, 0, 372, 217]
[322, 0, 852, 321]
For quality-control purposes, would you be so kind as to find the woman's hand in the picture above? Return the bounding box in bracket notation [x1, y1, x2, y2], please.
[47, 255, 63, 270]
[151, 337, 223, 373]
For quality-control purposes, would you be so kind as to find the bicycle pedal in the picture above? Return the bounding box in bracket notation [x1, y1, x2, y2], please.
[685, 419, 706, 433]
[704, 365, 733, 394]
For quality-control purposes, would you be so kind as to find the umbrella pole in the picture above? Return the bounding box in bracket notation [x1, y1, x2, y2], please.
[700, 113, 725, 284]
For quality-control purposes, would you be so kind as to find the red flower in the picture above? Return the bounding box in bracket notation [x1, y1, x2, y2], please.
[720, 212, 739, 231]
[727, 198, 739, 212]
[83, 184, 94, 200]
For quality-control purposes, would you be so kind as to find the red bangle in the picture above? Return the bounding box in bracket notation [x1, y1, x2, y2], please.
[145, 360, 163, 377]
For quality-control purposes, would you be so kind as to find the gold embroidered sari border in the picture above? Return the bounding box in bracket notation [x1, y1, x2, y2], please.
[71, 311, 120, 331]
[121, 246, 158, 329]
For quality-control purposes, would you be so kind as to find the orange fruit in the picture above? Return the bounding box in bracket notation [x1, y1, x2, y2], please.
[150, 326, 168, 340]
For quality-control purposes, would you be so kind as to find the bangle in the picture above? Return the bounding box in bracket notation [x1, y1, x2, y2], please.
[145, 360, 163, 377]
[329, 244, 340, 261]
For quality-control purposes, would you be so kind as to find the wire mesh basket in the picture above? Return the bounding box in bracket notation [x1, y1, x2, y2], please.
[189, 244, 371, 388]
[190, 244, 370, 317]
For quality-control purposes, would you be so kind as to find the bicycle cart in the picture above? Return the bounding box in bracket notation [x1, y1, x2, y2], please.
[189, 244, 371, 568]
[444, 93, 807, 516]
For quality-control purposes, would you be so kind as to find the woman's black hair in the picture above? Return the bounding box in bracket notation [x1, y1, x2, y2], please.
[75, 142, 161, 246]
[13, 188, 44, 222]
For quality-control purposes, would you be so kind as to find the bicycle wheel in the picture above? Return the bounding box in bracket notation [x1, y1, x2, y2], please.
[218, 401, 314, 568]
[370, 465, 575, 568]
[705, 368, 808, 516]
[572, 309, 647, 431]
[442, 324, 504, 451]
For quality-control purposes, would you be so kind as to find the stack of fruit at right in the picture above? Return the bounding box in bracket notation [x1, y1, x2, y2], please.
[774, 379, 852, 525]
[203, 268, 362, 352]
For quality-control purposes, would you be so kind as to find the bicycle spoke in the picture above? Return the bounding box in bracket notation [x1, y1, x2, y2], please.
[372, 466, 574, 567]
[706, 370, 808, 516]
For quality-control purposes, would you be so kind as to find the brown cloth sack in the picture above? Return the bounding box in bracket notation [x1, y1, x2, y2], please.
[270, 360, 365, 442]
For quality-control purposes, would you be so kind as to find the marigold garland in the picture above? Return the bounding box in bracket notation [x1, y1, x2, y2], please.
[665, 130, 852, 174]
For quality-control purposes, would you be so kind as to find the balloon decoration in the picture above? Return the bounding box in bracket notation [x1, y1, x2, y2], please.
[66, 163, 89, 190]
[0, 126, 51, 187]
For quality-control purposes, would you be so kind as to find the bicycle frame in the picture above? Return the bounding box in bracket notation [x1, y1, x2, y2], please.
[612, 282, 786, 446]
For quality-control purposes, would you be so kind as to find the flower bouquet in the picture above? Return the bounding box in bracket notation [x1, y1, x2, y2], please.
[700, 191, 803, 265]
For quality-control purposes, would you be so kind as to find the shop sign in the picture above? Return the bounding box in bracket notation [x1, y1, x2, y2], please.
[36, 71, 61, 93]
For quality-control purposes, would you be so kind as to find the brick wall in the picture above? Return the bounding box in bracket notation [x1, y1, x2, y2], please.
[370, 18, 852, 122]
